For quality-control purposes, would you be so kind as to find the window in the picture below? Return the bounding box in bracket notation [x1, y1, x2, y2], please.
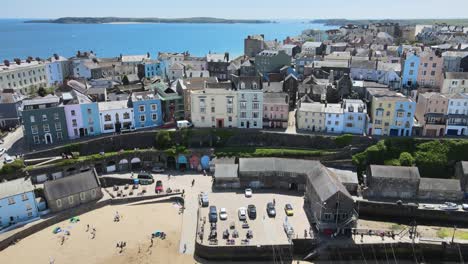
[228, 116, 232, 122]
[211, 107, 215, 113]
[43, 124, 50, 132]
[432, 63, 437, 68]
[8, 197, 15, 205]
[423, 63, 428, 68]
[123, 112, 130, 119]
[240, 112, 247, 118]
[335, 121, 339, 125]
[42, 114, 48, 121]
[253, 103, 259, 110]
[22, 194, 28, 201]
[200, 107, 206, 113]
[324, 213, 332, 220]
[253, 112, 259, 118]
[30, 115, 35, 123]
[89, 126, 94, 133]
[80, 192, 86, 201]
[68, 196, 74, 205]
[71, 110, 76, 116]
[140, 115, 145, 122]
[91, 189, 97, 198]
[72, 119, 77, 127]
[25, 203, 32, 211]
[139, 105, 145, 112]
[201, 116, 205, 122]
[87, 108, 92, 114]
[55, 123, 62, 131]
[31, 125, 38, 134]
[56, 199, 62, 208]
[386, 111, 390, 116]
[409, 70, 414, 75]
[410, 62, 415, 67]
[397, 112, 404, 118]
[104, 124, 114, 130]
[33, 135, 40, 144]
[375, 120, 382, 125]
[104, 114, 111, 121]
[152, 114, 157, 121]
[430, 71, 435, 76]
[54, 113, 59, 120]
[240, 102, 247, 109]
[151, 104, 157, 111]
[57, 132, 63, 140]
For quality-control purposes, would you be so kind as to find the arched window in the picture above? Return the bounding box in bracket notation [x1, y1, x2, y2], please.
[240, 82, 246, 89]
[252, 82, 258, 89]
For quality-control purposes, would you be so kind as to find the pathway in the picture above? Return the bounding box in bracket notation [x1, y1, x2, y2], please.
[285, 110, 297, 134]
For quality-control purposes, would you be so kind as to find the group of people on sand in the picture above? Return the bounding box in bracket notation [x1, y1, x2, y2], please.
[86, 224, 97, 239]
[116, 241, 127, 253]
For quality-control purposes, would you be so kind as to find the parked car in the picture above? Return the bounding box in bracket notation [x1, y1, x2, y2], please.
[266, 202, 276, 217]
[138, 171, 154, 185]
[151, 166, 165, 173]
[199, 192, 209, 207]
[209, 206, 218, 223]
[4, 155, 14, 164]
[155, 180, 163, 193]
[247, 204, 257, 219]
[219, 208, 228, 220]
[245, 188, 253, 198]
[284, 204, 294, 216]
[462, 204, 468, 211]
[422, 204, 436, 210]
[440, 202, 458, 211]
[0, 148, 5, 156]
[238, 207, 247, 221]
[177, 120, 193, 129]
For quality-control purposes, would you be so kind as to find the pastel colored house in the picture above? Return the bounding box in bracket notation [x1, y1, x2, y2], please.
[324, 103, 344, 133]
[415, 92, 448, 137]
[130, 91, 163, 129]
[402, 53, 420, 88]
[342, 99, 367, 135]
[237, 90, 263, 129]
[441, 72, 468, 94]
[45, 55, 71, 87]
[255, 50, 291, 74]
[446, 93, 468, 136]
[0, 179, 39, 229]
[80, 102, 101, 137]
[137, 60, 162, 79]
[98, 100, 134, 134]
[190, 86, 238, 128]
[417, 50, 444, 89]
[389, 99, 416, 137]
[263, 92, 289, 128]
[297, 102, 326, 132]
[350, 60, 379, 81]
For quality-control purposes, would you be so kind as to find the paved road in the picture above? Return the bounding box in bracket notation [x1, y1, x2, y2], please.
[0, 128, 24, 167]
[285, 110, 297, 134]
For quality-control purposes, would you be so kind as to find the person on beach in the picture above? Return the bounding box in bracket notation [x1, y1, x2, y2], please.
[191, 179, 195, 187]
[86, 224, 89, 232]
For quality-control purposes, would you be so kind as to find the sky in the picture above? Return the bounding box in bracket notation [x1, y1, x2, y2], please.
[1, 0, 468, 20]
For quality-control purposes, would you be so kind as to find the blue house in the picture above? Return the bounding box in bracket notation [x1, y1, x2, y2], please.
[80, 102, 102, 136]
[138, 60, 162, 79]
[130, 91, 163, 129]
[389, 99, 416, 137]
[0, 179, 39, 229]
[402, 53, 420, 89]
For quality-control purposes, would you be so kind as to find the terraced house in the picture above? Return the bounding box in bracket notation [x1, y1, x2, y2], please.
[130, 91, 163, 129]
[0, 59, 47, 95]
[22, 95, 68, 148]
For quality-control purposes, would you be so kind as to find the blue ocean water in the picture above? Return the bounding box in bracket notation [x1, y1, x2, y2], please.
[0, 19, 332, 60]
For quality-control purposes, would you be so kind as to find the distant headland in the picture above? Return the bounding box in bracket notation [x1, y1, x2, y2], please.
[24, 17, 274, 24]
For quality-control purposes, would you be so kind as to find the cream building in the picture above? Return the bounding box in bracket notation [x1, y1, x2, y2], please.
[190, 87, 238, 128]
[0, 59, 47, 94]
[297, 102, 326, 132]
[441, 72, 468, 94]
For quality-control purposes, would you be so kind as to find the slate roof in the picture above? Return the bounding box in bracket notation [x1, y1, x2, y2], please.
[461, 161, 468, 175]
[0, 178, 35, 199]
[299, 102, 325, 112]
[445, 72, 468, 79]
[98, 100, 129, 111]
[214, 164, 239, 179]
[351, 60, 377, 70]
[419, 178, 461, 192]
[369, 165, 421, 180]
[23, 95, 60, 106]
[238, 158, 352, 202]
[44, 170, 100, 201]
[263, 82, 283, 93]
[264, 92, 288, 105]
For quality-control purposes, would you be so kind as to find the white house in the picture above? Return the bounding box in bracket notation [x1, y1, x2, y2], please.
[446, 93, 468, 136]
[190, 87, 238, 128]
[297, 102, 326, 132]
[45, 55, 71, 86]
[302, 42, 323, 55]
[442, 72, 468, 94]
[98, 100, 134, 134]
[342, 99, 367, 135]
[324, 103, 344, 133]
[0, 59, 47, 94]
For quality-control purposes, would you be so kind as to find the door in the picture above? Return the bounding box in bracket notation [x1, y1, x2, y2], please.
[246, 121, 250, 129]
[44, 133, 53, 144]
[217, 119, 224, 128]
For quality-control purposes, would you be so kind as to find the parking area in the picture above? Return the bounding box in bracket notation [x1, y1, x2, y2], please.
[197, 190, 312, 247]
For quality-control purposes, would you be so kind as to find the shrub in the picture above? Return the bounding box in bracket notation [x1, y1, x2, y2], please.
[384, 159, 400, 166]
[399, 152, 414, 166]
[0, 159, 25, 175]
[335, 134, 353, 147]
[155, 131, 173, 149]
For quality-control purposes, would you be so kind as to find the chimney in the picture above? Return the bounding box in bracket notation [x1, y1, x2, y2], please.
[14, 58, 21, 65]
[53, 53, 59, 60]
[3, 60, 10, 67]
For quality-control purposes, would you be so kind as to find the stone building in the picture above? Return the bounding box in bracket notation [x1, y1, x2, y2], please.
[244, 35, 265, 58]
[365, 165, 421, 199]
[44, 169, 103, 213]
[207, 53, 230, 81]
[0, 89, 23, 130]
[417, 178, 463, 201]
[455, 161, 468, 193]
[255, 50, 291, 74]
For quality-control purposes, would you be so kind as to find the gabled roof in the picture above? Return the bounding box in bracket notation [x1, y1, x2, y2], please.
[419, 178, 461, 192]
[445, 72, 468, 79]
[369, 165, 420, 180]
[44, 170, 100, 201]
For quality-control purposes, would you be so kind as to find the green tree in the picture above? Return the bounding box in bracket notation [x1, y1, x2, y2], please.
[399, 152, 414, 166]
[155, 131, 172, 149]
[37, 87, 47, 97]
[122, 75, 130, 85]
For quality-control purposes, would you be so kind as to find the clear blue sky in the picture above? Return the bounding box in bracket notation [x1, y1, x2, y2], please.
[2, 0, 468, 19]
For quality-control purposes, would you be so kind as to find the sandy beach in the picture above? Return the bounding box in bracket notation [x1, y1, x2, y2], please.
[0, 201, 193, 264]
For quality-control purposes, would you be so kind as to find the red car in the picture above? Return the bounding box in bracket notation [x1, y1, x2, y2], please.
[155, 180, 163, 193]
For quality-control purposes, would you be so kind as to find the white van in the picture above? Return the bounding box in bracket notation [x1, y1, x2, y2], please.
[177, 120, 193, 129]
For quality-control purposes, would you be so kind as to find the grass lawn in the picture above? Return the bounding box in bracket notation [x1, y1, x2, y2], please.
[215, 147, 336, 158]
[436, 228, 468, 240]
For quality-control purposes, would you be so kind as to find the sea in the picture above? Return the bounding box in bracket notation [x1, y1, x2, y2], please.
[0, 19, 333, 61]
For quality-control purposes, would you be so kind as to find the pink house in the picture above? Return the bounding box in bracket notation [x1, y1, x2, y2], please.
[263, 93, 289, 128]
[415, 92, 448, 137]
[417, 50, 444, 89]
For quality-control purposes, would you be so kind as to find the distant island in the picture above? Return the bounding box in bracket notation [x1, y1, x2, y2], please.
[25, 17, 273, 24]
[311, 18, 468, 26]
